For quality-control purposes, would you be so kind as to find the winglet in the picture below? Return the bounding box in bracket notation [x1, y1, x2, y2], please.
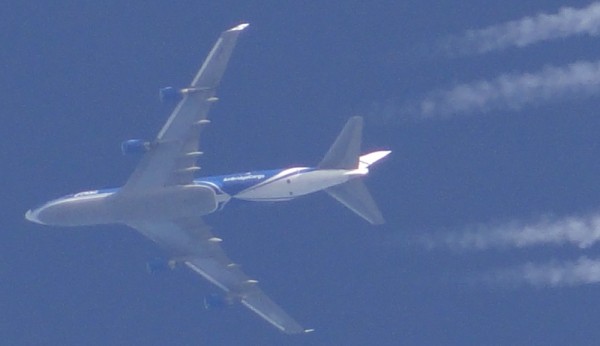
[228, 23, 250, 32]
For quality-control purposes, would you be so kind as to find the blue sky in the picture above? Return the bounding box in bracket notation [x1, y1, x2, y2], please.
[5, 1, 600, 345]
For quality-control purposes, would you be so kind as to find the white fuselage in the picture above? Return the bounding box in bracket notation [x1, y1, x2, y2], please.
[25, 167, 366, 227]
[234, 167, 356, 201]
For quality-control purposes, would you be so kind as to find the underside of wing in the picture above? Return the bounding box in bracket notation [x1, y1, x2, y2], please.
[185, 258, 306, 334]
[126, 218, 307, 334]
[120, 24, 249, 195]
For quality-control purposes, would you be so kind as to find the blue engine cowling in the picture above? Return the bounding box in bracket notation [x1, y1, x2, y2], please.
[203, 293, 234, 309]
[121, 139, 150, 155]
[159, 86, 183, 103]
[145, 258, 175, 274]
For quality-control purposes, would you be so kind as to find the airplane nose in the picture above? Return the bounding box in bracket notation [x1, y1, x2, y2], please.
[25, 208, 44, 224]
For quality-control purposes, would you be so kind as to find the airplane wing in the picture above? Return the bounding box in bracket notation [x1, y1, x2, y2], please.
[126, 218, 307, 334]
[118, 24, 307, 333]
[121, 23, 249, 193]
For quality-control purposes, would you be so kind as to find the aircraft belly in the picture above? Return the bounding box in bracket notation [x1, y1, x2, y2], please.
[113, 185, 219, 222]
[34, 195, 115, 227]
[234, 170, 349, 201]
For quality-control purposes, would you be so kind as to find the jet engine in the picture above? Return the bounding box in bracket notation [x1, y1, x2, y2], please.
[121, 139, 150, 156]
[145, 258, 176, 274]
[203, 293, 235, 309]
[159, 86, 183, 103]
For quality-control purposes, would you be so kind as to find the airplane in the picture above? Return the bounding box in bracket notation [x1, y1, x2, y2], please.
[24, 23, 391, 334]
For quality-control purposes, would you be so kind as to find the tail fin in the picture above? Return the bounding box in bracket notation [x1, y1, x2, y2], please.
[318, 117, 391, 225]
[318, 116, 363, 170]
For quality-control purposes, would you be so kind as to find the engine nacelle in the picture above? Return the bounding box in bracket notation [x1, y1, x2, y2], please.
[145, 258, 176, 274]
[159, 86, 183, 103]
[203, 293, 235, 309]
[121, 139, 150, 156]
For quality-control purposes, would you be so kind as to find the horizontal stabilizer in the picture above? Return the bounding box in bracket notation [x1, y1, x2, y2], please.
[325, 178, 385, 225]
[359, 150, 392, 170]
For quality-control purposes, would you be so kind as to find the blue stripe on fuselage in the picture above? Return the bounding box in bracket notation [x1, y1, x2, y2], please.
[194, 169, 290, 196]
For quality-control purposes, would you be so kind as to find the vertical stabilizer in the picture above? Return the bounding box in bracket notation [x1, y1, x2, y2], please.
[318, 116, 363, 170]
[318, 116, 388, 224]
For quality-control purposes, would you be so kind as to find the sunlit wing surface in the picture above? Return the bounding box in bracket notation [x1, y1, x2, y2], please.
[121, 23, 249, 193]
[127, 218, 306, 334]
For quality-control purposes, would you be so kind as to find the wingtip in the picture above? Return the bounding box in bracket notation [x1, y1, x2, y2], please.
[228, 23, 250, 32]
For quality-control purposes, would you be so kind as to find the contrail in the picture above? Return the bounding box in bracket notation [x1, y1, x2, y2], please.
[418, 213, 600, 287]
[422, 212, 600, 250]
[487, 256, 600, 287]
[441, 2, 600, 55]
[410, 60, 600, 119]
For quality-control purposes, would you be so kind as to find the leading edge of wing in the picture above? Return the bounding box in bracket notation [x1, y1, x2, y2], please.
[241, 296, 311, 335]
[128, 218, 309, 334]
[188, 22, 250, 95]
[120, 23, 249, 194]
[185, 259, 309, 334]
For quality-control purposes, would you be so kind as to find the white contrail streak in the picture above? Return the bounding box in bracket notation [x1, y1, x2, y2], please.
[488, 256, 600, 287]
[414, 60, 600, 118]
[442, 2, 600, 55]
[422, 212, 600, 250]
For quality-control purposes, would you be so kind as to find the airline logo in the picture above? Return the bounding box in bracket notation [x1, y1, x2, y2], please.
[223, 174, 265, 182]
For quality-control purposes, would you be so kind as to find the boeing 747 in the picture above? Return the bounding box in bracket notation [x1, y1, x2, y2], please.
[25, 23, 391, 334]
